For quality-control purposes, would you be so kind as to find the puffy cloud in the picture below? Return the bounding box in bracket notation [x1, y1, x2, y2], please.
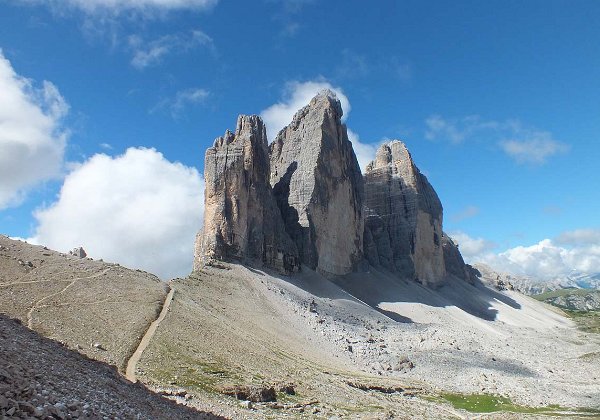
[425, 115, 568, 164]
[0, 50, 68, 209]
[260, 80, 377, 171]
[129, 30, 213, 69]
[17, 0, 218, 14]
[489, 239, 600, 279]
[29, 148, 204, 279]
[346, 129, 378, 173]
[448, 231, 497, 262]
[451, 230, 600, 279]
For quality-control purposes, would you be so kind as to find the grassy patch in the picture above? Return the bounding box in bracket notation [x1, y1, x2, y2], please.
[579, 351, 600, 361]
[563, 309, 600, 334]
[430, 393, 600, 416]
[533, 288, 590, 301]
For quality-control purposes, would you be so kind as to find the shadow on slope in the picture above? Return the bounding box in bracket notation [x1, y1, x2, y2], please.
[244, 260, 522, 323]
[240, 261, 523, 324]
[334, 268, 521, 322]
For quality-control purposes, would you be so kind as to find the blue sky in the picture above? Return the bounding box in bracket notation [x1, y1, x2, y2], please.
[1, 0, 599, 279]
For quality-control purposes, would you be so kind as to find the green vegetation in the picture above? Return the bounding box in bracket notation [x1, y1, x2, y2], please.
[142, 339, 243, 394]
[425, 393, 600, 416]
[563, 309, 600, 334]
[533, 288, 590, 301]
[579, 351, 600, 361]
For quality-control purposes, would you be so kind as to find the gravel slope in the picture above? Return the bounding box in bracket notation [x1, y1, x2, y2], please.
[0, 314, 224, 419]
[0, 235, 168, 372]
[137, 263, 600, 418]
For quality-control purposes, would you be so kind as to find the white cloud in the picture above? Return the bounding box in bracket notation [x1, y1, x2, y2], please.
[346, 129, 378, 173]
[448, 231, 497, 262]
[260, 80, 377, 171]
[450, 205, 480, 223]
[0, 50, 68, 209]
[425, 115, 568, 164]
[451, 230, 600, 280]
[29, 148, 204, 279]
[129, 29, 213, 69]
[500, 136, 570, 165]
[18, 0, 218, 14]
[152, 87, 209, 117]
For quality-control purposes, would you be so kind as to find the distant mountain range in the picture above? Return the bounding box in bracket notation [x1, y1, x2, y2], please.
[473, 263, 600, 311]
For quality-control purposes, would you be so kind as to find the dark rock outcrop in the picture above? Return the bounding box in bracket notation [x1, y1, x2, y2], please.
[269, 90, 364, 276]
[196, 115, 299, 274]
[442, 233, 478, 284]
[363, 141, 446, 287]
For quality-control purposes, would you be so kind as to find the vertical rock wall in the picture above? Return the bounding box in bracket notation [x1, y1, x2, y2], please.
[363, 141, 446, 287]
[269, 91, 364, 276]
[198, 115, 299, 274]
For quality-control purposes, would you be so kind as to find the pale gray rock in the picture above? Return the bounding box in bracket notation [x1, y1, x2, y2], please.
[363, 141, 446, 287]
[269, 90, 364, 276]
[69, 247, 87, 258]
[197, 115, 299, 274]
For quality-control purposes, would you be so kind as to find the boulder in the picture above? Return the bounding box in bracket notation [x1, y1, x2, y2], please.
[269, 90, 364, 276]
[197, 115, 299, 274]
[69, 247, 87, 258]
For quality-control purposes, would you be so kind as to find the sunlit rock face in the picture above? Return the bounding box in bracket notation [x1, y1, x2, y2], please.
[197, 115, 299, 274]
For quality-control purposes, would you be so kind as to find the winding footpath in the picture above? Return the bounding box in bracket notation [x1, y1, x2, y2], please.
[125, 287, 175, 383]
[27, 268, 111, 329]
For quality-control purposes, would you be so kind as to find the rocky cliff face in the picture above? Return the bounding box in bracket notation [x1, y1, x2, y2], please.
[269, 91, 364, 276]
[363, 141, 446, 287]
[442, 234, 478, 285]
[198, 115, 299, 274]
[196, 91, 475, 286]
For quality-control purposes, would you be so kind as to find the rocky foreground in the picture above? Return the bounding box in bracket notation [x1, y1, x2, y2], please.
[0, 314, 223, 419]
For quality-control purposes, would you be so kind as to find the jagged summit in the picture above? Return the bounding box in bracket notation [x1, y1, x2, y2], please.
[195, 93, 474, 287]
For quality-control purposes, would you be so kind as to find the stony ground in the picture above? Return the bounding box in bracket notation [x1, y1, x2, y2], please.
[0, 314, 223, 419]
[2, 236, 600, 419]
[0, 235, 168, 372]
[136, 263, 600, 419]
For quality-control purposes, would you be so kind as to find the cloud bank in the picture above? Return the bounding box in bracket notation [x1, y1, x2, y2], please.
[0, 50, 68, 209]
[29, 148, 204, 279]
[450, 229, 600, 279]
